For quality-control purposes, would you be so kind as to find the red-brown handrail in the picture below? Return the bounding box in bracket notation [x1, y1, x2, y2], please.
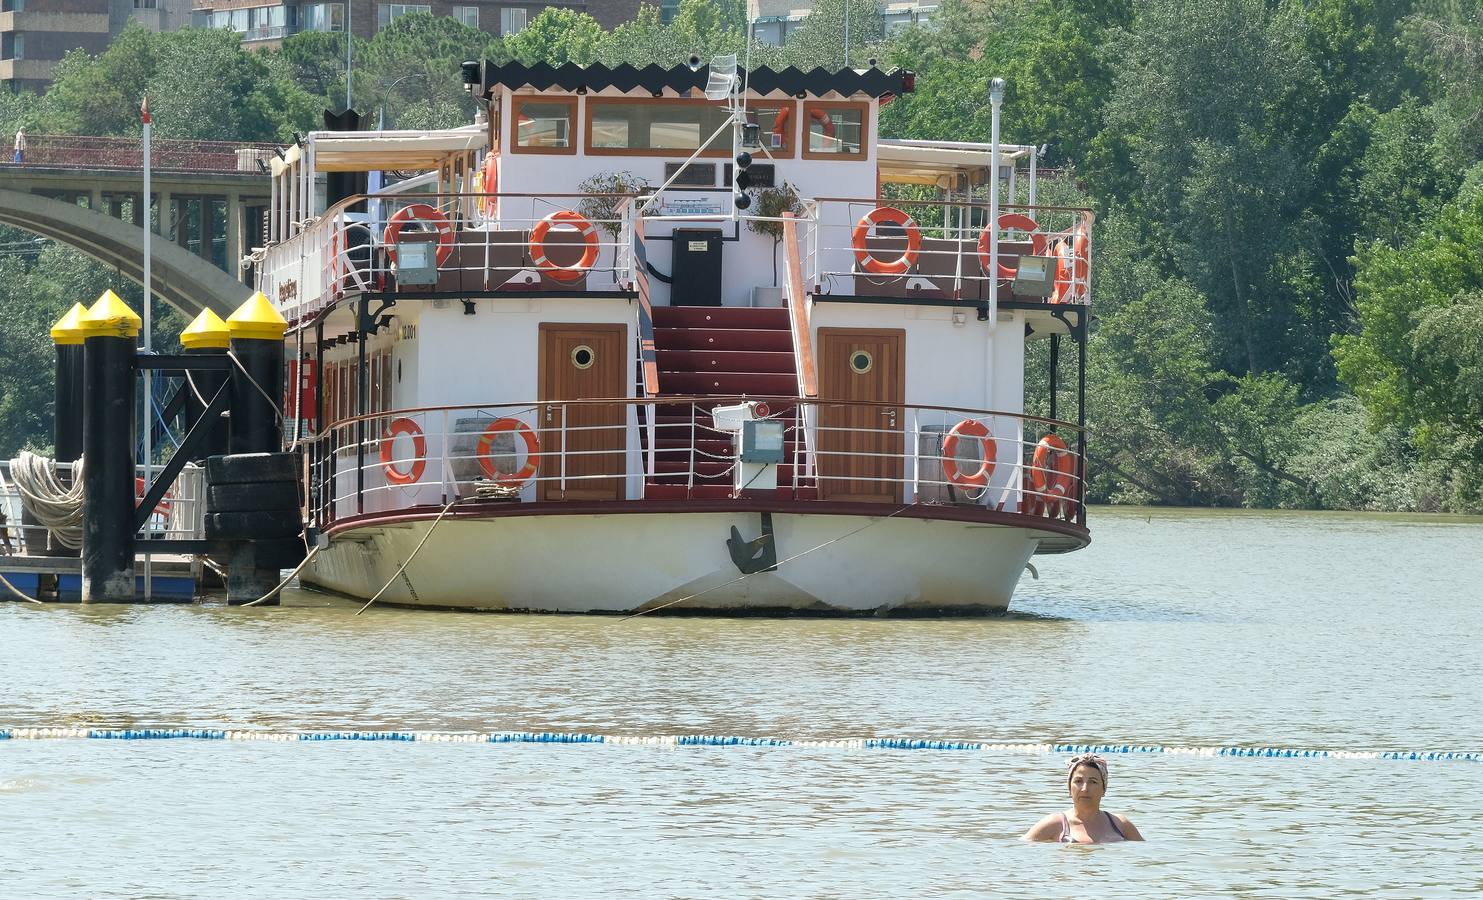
[782, 212, 818, 399]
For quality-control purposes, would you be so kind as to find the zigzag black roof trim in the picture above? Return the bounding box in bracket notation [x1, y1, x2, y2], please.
[478, 62, 913, 100]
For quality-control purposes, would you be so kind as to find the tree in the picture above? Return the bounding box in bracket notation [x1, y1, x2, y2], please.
[35, 24, 317, 142]
[503, 8, 606, 65]
[1104, 0, 1319, 376]
[353, 14, 492, 129]
[1334, 172, 1483, 507]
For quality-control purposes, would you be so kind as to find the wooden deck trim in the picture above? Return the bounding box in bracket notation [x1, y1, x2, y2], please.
[782, 212, 818, 398]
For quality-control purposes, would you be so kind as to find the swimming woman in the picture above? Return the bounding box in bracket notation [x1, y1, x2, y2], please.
[1022, 754, 1144, 843]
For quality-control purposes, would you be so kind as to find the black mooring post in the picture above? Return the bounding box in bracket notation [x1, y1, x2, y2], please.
[185, 346, 230, 461]
[80, 292, 141, 603]
[180, 310, 233, 462]
[48, 304, 88, 558]
[225, 293, 288, 606]
[227, 298, 285, 455]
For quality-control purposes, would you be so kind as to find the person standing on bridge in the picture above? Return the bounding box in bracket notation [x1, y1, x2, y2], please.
[12, 128, 25, 164]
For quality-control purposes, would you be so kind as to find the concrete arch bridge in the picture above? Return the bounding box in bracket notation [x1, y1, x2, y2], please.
[0, 135, 275, 317]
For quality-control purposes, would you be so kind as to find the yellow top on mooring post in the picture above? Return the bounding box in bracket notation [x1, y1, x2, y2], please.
[226, 291, 288, 341]
[49, 303, 92, 345]
[180, 309, 232, 350]
[81, 290, 142, 339]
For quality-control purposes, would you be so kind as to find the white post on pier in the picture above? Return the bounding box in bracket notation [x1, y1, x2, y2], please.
[140, 94, 153, 600]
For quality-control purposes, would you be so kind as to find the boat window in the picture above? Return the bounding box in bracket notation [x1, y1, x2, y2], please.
[512, 97, 577, 154]
[587, 99, 734, 157]
[746, 103, 796, 157]
[802, 101, 868, 159]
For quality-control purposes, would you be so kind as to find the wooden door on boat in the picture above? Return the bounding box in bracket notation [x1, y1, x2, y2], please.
[817, 328, 905, 503]
[538, 323, 627, 501]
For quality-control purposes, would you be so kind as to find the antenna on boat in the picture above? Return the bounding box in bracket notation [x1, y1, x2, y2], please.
[704, 54, 738, 101]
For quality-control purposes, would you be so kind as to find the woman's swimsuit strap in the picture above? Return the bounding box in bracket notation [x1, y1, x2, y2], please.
[1059, 811, 1125, 843]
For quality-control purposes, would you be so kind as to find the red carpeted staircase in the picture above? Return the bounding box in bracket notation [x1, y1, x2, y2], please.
[643, 306, 812, 499]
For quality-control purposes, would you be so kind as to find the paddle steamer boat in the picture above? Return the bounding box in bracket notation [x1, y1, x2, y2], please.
[254, 59, 1093, 613]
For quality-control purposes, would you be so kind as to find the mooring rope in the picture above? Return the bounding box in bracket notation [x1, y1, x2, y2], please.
[354, 495, 463, 616]
[0, 728, 1476, 761]
[6, 452, 83, 550]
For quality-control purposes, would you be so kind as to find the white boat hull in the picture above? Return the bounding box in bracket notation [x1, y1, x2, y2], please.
[302, 510, 1047, 614]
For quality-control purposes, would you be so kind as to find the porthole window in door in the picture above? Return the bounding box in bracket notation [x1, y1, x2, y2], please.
[571, 344, 595, 370]
[849, 349, 873, 374]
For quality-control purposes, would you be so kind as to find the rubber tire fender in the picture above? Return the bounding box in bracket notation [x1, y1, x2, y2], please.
[206, 452, 299, 485]
[205, 508, 302, 540]
[207, 481, 300, 513]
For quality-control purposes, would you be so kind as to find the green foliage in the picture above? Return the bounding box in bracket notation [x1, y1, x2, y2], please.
[351, 14, 492, 128]
[36, 25, 317, 141]
[504, 8, 606, 65]
[1334, 184, 1483, 507]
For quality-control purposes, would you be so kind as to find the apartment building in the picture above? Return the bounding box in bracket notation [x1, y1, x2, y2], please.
[748, 0, 936, 46]
[2, 0, 189, 91]
[192, 0, 640, 46]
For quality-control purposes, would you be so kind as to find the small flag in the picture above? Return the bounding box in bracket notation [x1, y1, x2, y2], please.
[140, 95, 150, 125]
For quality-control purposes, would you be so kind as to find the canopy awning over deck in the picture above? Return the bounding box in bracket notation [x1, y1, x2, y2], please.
[303, 126, 488, 173]
[876, 139, 1035, 187]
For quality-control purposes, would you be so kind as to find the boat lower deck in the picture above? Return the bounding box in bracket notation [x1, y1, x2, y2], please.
[306, 500, 1085, 615]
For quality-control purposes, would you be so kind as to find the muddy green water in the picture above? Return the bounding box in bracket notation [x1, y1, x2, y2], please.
[3, 507, 1482, 896]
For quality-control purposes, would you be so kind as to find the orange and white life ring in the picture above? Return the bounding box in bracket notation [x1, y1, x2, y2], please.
[941, 419, 997, 488]
[476, 153, 498, 218]
[529, 210, 599, 284]
[770, 106, 834, 144]
[979, 213, 1049, 279]
[852, 206, 921, 276]
[380, 417, 426, 485]
[1051, 222, 1090, 303]
[476, 417, 541, 486]
[1030, 433, 1077, 499]
[384, 203, 454, 267]
[135, 477, 173, 517]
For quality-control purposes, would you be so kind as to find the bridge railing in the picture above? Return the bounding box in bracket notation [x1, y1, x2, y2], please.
[7, 135, 277, 173]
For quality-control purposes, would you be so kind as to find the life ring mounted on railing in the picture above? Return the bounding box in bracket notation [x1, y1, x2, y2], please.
[476, 153, 498, 219]
[476, 417, 541, 487]
[941, 419, 997, 489]
[1051, 221, 1090, 303]
[529, 210, 600, 284]
[1030, 433, 1078, 516]
[979, 213, 1049, 279]
[380, 417, 427, 486]
[383, 203, 455, 267]
[851, 206, 921, 276]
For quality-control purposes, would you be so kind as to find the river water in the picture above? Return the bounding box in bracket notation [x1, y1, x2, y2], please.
[2, 507, 1481, 896]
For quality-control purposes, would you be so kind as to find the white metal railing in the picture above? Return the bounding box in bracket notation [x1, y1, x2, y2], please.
[804, 198, 1093, 305]
[260, 192, 639, 320]
[306, 398, 1086, 530]
[0, 459, 204, 555]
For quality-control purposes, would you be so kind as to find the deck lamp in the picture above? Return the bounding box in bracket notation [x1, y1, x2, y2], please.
[1011, 255, 1055, 298]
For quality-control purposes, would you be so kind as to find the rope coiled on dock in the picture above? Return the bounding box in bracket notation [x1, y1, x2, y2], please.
[0, 728, 1477, 762]
[5, 452, 83, 550]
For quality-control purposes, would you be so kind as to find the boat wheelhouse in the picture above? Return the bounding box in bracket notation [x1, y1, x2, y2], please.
[254, 59, 1093, 614]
